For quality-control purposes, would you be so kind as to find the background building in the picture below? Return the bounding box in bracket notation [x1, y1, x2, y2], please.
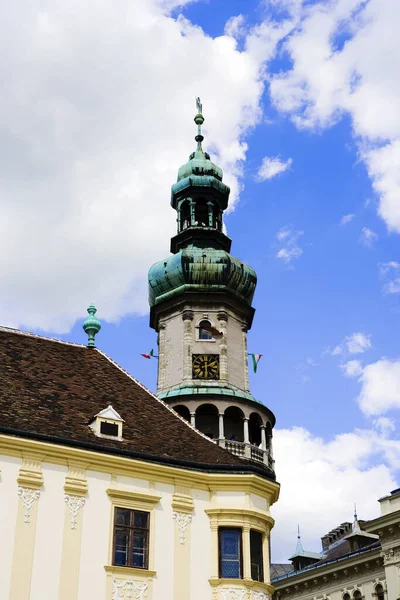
[272, 490, 400, 600]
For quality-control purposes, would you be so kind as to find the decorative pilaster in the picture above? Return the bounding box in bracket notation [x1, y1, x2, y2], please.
[218, 311, 228, 382]
[190, 412, 196, 427]
[172, 489, 194, 600]
[242, 323, 250, 392]
[182, 310, 194, 381]
[9, 455, 44, 600]
[59, 464, 88, 600]
[157, 322, 166, 392]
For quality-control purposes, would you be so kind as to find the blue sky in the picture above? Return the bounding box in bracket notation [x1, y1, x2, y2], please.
[2, 0, 400, 561]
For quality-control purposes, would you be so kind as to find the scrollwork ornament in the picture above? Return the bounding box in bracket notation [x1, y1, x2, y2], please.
[218, 588, 247, 600]
[112, 578, 148, 600]
[18, 487, 40, 523]
[173, 511, 192, 544]
[253, 591, 270, 600]
[381, 547, 400, 565]
[64, 494, 86, 529]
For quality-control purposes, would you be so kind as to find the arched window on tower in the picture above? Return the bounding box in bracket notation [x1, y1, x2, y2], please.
[375, 584, 384, 600]
[343, 595, 350, 600]
[199, 320, 214, 340]
[353, 591, 362, 600]
[194, 199, 209, 227]
[173, 405, 191, 423]
[180, 200, 191, 231]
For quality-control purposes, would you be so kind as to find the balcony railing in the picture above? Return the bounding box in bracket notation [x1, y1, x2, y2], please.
[225, 439, 245, 457]
[221, 439, 274, 470]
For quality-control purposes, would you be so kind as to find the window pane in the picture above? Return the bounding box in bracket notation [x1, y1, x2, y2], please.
[220, 529, 241, 579]
[134, 511, 149, 530]
[114, 530, 129, 566]
[221, 559, 240, 578]
[132, 532, 148, 568]
[115, 508, 131, 527]
[250, 530, 264, 582]
[100, 421, 119, 436]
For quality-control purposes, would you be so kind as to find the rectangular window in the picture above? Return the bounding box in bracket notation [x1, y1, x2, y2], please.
[100, 421, 119, 436]
[250, 530, 264, 582]
[219, 528, 242, 579]
[113, 507, 149, 569]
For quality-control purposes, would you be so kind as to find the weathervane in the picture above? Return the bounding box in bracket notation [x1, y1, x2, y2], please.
[194, 96, 204, 151]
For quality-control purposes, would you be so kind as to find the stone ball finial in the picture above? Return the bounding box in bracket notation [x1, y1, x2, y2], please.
[83, 304, 101, 348]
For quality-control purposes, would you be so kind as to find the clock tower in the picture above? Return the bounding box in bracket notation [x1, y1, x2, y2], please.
[148, 100, 275, 473]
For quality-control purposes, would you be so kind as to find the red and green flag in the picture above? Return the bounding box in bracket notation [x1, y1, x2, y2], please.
[141, 349, 155, 359]
[250, 353, 262, 373]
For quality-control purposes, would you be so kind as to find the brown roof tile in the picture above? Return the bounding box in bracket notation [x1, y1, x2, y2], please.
[0, 328, 274, 478]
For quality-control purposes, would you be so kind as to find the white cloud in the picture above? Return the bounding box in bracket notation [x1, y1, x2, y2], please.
[381, 261, 400, 295]
[271, 425, 399, 561]
[358, 358, 400, 416]
[224, 14, 247, 39]
[331, 345, 343, 356]
[345, 332, 372, 354]
[330, 332, 372, 357]
[269, 0, 400, 235]
[0, 0, 287, 332]
[256, 156, 293, 181]
[360, 227, 378, 247]
[276, 226, 304, 263]
[374, 417, 396, 436]
[340, 213, 355, 225]
[341, 359, 363, 377]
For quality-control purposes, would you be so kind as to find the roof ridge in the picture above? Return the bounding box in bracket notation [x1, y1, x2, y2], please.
[0, 325, 86, 348]
[94, 348, 219, 447]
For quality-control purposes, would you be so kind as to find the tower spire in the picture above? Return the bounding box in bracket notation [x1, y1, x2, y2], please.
[352, 503, 361, 533]
[295, 525, 304, 554]
[194, 96, 204, 152]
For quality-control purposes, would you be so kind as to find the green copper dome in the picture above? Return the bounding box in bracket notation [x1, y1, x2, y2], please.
[176, 149, 223, 182]
[148, 245, 257, 307]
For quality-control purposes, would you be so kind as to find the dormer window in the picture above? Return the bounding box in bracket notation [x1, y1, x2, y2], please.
[89, 405, 124, 440]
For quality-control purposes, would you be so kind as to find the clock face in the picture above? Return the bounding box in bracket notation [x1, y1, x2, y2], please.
[192, 354, 220, 380]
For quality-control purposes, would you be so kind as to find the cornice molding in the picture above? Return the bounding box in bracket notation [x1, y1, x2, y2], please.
[106, 487, 162, 505]
[0, 434, 279, 503]
[206, 507, 274, 531]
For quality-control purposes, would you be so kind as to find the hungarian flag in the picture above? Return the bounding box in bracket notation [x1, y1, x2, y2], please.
[251, 354, 262, 373]
[141, 349, 154, 359]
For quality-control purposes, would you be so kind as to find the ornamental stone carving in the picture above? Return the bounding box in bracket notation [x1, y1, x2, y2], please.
[381, 547, 400, 565]
[18, 487, 40, 523]
[218, 588, 247, 600]
[252, 591, 270, 600]
[112, 578, 148, 600]
[173, 511, 192, 544]
[64, 494, 86, 529]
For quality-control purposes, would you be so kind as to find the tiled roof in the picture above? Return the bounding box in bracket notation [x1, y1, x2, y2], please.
[272, 539, 381, 582]
[0, 327, 275, 477]
[270, 564, 293, 579]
